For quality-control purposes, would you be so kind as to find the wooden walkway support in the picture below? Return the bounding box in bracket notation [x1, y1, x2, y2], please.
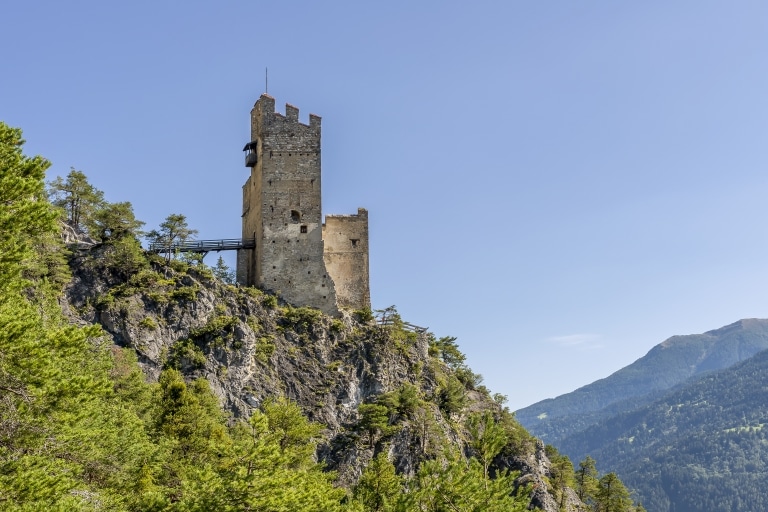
[375, 307, 428, 333]
[148, 238, 255, 256]
[376, 318, 428, 333]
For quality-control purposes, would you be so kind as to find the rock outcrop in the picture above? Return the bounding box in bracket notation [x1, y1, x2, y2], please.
[63, 245, 585, 511]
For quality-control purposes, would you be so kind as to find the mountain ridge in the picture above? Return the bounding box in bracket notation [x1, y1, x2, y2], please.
[516, 318, 768, 445]
[516, 318, 768, 511]
[562, 346, 768, 511]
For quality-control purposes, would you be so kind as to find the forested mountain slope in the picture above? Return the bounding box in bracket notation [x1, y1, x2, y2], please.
[558, 347, 768, 512]
[516, 318, 768, 446]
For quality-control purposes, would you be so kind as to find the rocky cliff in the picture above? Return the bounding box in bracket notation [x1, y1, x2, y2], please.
[63, 243, 584, 511]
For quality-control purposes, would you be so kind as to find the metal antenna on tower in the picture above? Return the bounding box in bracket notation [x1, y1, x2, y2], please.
[265, 67, 268, 94]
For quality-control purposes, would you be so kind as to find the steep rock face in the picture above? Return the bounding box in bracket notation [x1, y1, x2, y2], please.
[498, 439, 584, 512]
[64, 247, 581, 511]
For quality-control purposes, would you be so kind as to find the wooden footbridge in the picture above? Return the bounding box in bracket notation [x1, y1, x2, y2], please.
[148, 238, 255, 257]
[375, 306, 428, 334]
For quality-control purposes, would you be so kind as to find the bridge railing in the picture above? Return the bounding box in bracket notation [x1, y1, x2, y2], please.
[376, 318, 428, 333]
[148, 238, 256, 254]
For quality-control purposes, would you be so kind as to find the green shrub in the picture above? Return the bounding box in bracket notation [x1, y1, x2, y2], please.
[262, 294, 278, 309]
[169, 259, 189, 273]
[330, 319, 345, 333]
[377, 383, 421, 421]
[139, 317, 158, 330]
[242, 286, 263, 298]
[437, 376, 467, 416]
[396, 383, 421, 417]
[353, 307, 374, 323]
[189, 315, 238, 348]
[170, 286, 199, 302]
[455, 367, 483, 390]
[190, 265, 213, 281]
[167, 338, 207, 369]
[95, 293, 116, 310]
[357, 403, 399, 448]
[246, 316, 261, 333]
[102, 236, 149, 278]
[255, 336, 276, 363]
[146, 291, 169, 304]
[190, 315, 238, 338]
[283, 306, 322, 333]
[127, 269, 165, 289]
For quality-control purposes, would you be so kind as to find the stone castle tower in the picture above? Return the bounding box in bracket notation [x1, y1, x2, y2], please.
[237, 94, 370, 315]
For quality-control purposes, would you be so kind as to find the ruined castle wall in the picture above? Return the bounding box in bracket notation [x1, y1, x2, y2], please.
[239, 94, 338, 315]
[236, 175, 253, 285]
[322, 208, 370, 310]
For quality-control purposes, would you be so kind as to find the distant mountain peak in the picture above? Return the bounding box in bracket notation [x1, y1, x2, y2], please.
[515, 317, 768, 511]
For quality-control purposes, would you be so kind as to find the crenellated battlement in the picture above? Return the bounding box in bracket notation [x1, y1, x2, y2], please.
[325, 208, 368, 222]
[252, 94, 321, 129]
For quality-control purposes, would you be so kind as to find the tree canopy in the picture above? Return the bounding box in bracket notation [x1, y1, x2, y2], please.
[146, 213, 198, 262]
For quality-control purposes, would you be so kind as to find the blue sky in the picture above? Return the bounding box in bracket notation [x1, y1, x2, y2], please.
[4, 1, 768, 410]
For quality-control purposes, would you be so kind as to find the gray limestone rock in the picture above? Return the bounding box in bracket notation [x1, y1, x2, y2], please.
[64, 246, 586, 512]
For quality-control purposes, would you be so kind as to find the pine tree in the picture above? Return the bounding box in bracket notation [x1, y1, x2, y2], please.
[212, 255, 236, 284]
[146, 213, 198, 262]
[576, 456, 600, 506]
[545, 445, 575, 511]
[467, 411, 508, 482]
[401, 452, 529, 512]
[87, 200, 144, 242]
[596, 472, 633, 512]
[358, 403, 398, 448]
[354, 451, 402, 511]
[47, 167, 105, 230]
[0, 122, 153, 510]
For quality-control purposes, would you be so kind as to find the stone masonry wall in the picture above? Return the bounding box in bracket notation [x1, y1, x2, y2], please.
[238, 94, 370, 315]
[323, 209, 371, 310]
[240, 94, 338, 315]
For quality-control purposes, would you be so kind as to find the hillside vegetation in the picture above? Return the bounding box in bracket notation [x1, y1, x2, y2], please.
[0, 121, 645, 511]
[518, 319, 768, 511]
[561, 348, 768, 511]
[517, 319, 768, 446]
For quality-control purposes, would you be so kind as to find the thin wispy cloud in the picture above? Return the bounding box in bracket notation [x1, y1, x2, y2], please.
[546, 334, 604, 350]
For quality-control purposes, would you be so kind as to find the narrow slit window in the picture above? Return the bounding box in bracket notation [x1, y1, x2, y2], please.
[300, 225, 308, 234]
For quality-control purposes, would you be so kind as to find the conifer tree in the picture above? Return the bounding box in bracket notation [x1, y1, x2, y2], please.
[354, 451, 402, 511]
[358, 403, 397, 448]
[0, 122, 152, 510]
[545, 445, 575, 510]
[146, 213, 198, 262]
[87, 200, 144, 242]
[212, 255, 236, 284]
[576, 456, 600, 506]
[596, 472, 633, 512]
[468, 411, 508, 482]
[401, 452, 529, 512]
[48, 167, 105, 230]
